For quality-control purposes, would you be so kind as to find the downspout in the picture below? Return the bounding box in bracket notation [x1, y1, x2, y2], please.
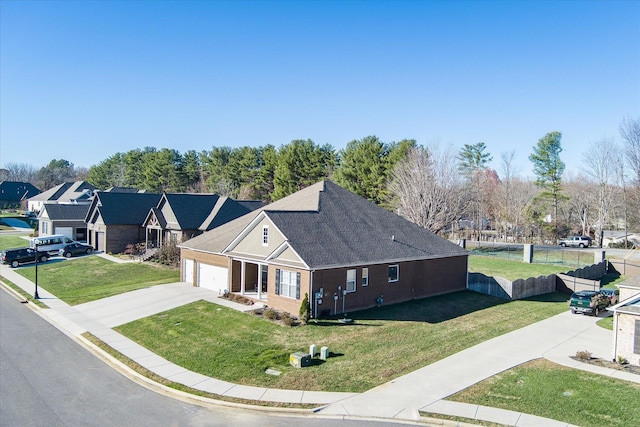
[310, 270, 315, 319]
[612, 311, 619, 362]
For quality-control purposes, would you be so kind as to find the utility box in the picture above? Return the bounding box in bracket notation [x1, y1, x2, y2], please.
[309, 344, 317, 357]
[290, 352, 311, 368]
[320, 346, 329, 361]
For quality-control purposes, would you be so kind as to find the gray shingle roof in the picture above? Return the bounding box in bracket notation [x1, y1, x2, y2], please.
[163, 193, 221, 229]
[29, 181, 95, 202]
[41, 203, 90, 221]
[181, 180, 467, 269]
[88, 192, 162, 225]
[0, 181, 41, 201]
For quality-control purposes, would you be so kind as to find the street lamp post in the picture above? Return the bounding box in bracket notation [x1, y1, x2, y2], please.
[34, 243, 40, 299]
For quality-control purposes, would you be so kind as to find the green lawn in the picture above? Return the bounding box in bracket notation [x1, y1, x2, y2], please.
[0, 234, 31, 251]
[468, 256, 579, 281]
[116, 291, 569, 393]
[16, 257, 180, 305]
[446, 359, 640, 427]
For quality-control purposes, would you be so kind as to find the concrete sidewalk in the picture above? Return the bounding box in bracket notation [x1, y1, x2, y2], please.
[1, 261, 638, 426]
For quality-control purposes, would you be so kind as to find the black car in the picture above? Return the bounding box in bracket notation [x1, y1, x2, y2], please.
[58, 242, 93, 258]
[1, 247, 49, 268]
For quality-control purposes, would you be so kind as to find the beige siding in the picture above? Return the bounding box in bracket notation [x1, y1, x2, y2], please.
[273, 245, 304, 264]
[162, 203, 179, 227]
[231, 219, 286, 257]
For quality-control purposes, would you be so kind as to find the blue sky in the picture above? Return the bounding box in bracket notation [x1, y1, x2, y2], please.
[1, 0, 639, 179]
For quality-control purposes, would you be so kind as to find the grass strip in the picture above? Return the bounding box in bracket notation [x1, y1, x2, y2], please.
[0, 275, 48, 308]
[447, 359, 640, 427]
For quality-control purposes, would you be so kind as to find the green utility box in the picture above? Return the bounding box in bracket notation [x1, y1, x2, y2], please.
[289, 352, 311, 368]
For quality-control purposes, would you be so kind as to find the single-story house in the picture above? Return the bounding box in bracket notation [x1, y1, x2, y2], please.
[143, 193, 263, 248]
[179, 180, 469, 317]
[0, 181, 41, 209]
[27, 181, 96, 213]
[38, 203, 91, 241]
[608, 275, 640, 366]
[85, 191, 162, 253]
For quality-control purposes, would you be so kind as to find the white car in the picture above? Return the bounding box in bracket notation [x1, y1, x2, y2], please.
[558, 236, 592, 248]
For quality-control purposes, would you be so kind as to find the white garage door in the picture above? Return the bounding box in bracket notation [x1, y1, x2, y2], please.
[197, 263, 228, 291]
[183, 259, 194, 284]
[55, 227, 73, 240]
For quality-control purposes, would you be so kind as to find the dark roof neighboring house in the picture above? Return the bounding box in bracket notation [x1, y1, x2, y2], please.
[41, 203, 91, 221]
[181, 180, 467, 269]
[0, 181, 41, 206]
[86, 191, 162, 225]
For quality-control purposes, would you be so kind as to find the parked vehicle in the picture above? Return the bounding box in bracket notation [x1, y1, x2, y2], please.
[558, 236, 592, 248]
[569, 290, 610, 316]
[600, 288, 619, 305]
[1, 247, 49, 268]
[30, 235, 76, 254]
[59, 242, 93, 258]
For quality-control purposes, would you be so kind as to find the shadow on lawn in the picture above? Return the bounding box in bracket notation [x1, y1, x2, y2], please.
[316, 291, 570, 325]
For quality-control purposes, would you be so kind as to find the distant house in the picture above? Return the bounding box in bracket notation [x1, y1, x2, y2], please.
[608, 275, 640, 366]
[27, 181, 96, 212]
[0, 181, 41, 209]
[179, 180, 469, 317]
[143, 193, 263, 248]
[85, 191, 162, 253]
[39, 203, 91, 241]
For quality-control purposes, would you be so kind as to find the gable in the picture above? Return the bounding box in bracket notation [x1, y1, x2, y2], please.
[269, 243, 306, 268]
[226, 216, 286, 259]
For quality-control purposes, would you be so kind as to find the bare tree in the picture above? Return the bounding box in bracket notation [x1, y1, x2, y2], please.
[1, 162, 39, 184]
[583, 137, 620, 246]
[389, 144, 467, 235]
[620, 116, 640, 227]
[498, 151, 518, 241]
[509, 178, 538, 243]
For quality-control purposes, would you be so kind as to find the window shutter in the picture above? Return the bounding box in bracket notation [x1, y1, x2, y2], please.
[296, 272, 301, 300]
[275, 269, 280, 295]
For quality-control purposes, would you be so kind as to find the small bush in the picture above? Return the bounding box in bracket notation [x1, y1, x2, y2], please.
[263, 308, 278, 320]
[281, 312, 296, 326]
[617, 356, 628, 365]
[576, 350, 592, 361]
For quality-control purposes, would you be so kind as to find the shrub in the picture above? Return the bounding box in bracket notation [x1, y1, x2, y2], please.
[281, 312, 295, 326]
[576, 350, 592, 361]
[299, 293, 310, 324]
[156, 242, 180, 268]
[263, 308, 278, 320]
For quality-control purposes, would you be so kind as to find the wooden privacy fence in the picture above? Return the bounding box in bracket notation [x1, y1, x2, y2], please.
[608, 258, 640, 277]
[468, 261, 608, 300]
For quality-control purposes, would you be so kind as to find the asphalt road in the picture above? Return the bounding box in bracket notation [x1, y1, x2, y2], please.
[0, 288, 408, 427]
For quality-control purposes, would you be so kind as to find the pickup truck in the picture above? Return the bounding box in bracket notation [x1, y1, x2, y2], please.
[569, 290, 610, 316]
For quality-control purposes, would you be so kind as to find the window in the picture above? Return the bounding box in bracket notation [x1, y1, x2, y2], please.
[275, 269, 300, 299]
[361, 268, 368, 286]
[388, 265, 399, 283]
[346, 269, 356, 292]
[262, 225, 269, 246]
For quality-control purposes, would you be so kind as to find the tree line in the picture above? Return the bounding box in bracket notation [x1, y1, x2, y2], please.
[2, 117, 639, 246]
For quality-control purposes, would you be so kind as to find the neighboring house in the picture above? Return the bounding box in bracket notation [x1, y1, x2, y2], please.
[179, 180, 469, 317]
[143, 193, 263, 247]
[85, 191, 162, 253]
[38, 203, 91, 241]
[603, 231, 640, 249]
[608, 275, 640, 366]
[27, 181, 96, 213]
[0, 181, 41, 209]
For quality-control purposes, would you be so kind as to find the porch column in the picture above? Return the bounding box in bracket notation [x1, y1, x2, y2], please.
[240, 260, 246, 295]
[257, 264, 263, 300]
